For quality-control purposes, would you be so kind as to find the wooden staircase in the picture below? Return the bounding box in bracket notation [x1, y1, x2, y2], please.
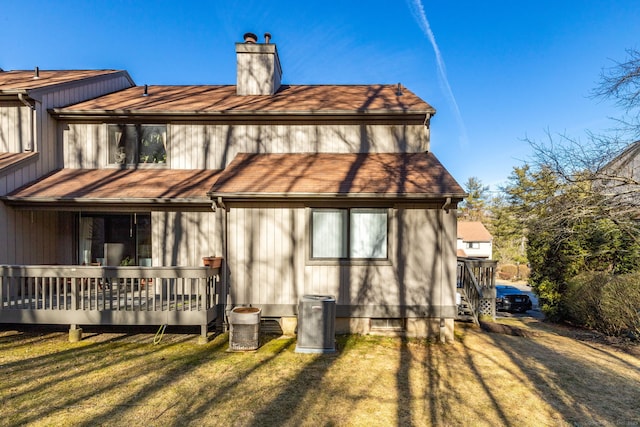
[456, 257, 498, 324]
[456, 288, 476, 323]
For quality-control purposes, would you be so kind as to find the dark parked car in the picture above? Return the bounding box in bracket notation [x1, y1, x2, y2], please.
[495, 285, 533, 313]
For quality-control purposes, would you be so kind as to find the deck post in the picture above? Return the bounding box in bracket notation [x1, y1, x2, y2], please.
[69, 324, 83, 342]
[197, 324, 209, 345]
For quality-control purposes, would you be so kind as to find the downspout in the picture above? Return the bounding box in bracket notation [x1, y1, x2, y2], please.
[441, 197, 452, 213]
[439, 197, 452, 343]
[424, 112, 432, 152]
[439, 206, 445, 343]
[214, 196, 230, 331]
[17, 93, 35, 152]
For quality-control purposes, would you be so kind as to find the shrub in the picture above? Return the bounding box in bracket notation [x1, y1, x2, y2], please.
[565, 272, 640, 339]
[518, 264, 531, 280]
[498, 263, 529, 281]
[535, 279, 564, 322]
[499, 264, 517, 280]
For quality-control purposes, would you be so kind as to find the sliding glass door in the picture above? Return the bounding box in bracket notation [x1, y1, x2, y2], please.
[78, 213, 152, 266]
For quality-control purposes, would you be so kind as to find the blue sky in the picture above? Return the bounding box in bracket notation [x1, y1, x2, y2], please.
[2, 0, 640, 190]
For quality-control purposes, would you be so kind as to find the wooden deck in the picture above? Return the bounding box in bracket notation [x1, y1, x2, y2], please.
[0, 265, 223, 341]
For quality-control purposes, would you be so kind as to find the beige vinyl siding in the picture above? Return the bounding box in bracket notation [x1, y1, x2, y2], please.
[227, 206, 303, 307]
[172, 123, 429, 169]
[63, 122, 428, 169]
[63, 123, 105, 168]
[0, 208, 62, 265]
[151, 211, 221, 267]
[0, 161, 55, 264]
[226, 204, 458, 318]
[0, 103, 33, 152]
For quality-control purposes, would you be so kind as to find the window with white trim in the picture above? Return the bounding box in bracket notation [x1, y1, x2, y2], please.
[311, 208, 388, 259]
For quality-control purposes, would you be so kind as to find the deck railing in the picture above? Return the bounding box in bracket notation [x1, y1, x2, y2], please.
[457, 257, 497, 322]
[0, 265, 222, 341]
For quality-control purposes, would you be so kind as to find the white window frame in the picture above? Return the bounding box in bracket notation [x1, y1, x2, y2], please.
[310, 208, 389, 261]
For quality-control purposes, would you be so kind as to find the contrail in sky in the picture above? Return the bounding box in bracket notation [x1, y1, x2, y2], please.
[409, 0, 468, 146]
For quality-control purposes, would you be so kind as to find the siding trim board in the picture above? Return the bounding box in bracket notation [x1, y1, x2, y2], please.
[246, 304, 457, 318]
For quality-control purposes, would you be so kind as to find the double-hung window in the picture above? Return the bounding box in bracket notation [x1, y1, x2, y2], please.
[311, 208, 388, 260]
[108, 124, 167, 165]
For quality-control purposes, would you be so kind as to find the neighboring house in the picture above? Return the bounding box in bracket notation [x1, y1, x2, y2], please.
[457, 221, 492, 259]
[598, 140, 640, 210]
[0, 33, 465, 340]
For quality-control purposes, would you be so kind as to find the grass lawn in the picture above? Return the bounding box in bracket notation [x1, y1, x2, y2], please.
[1, 318, 639, 426]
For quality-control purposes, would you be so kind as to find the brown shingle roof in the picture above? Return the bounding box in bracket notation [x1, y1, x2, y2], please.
[54, 84, 434, 116]
[4, 168, 221, 206]
[0, 70, 123, 92]
[457, 221, 492, 242]
[0, 152, 38, 174]
[211, 153, 464, 199]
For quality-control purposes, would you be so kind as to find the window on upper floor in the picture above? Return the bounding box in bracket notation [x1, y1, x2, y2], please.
[311, 208, 388, 260]
[466, 242, 480, 249]
[108, 124, 167, 165]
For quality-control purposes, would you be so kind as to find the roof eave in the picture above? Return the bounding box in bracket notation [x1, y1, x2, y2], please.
[1, 197, 212, 210]
[209, 192, 465, 202]
[49, 109, 434, 123]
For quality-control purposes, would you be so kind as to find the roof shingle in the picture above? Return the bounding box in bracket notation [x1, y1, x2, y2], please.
[5, 169, 221, 203]
[211, 152, 464, 199]
[0, 152, 38, 173]
[0, 70, 123, 92]
[55, 84, 434, 115]
[457, 221, 492, 242]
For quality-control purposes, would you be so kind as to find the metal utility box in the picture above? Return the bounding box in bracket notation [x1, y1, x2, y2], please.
[295, 295, 336, 354]
[229, 307, 261, 351]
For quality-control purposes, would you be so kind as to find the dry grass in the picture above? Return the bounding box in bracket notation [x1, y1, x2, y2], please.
[1, 319, 639, 427]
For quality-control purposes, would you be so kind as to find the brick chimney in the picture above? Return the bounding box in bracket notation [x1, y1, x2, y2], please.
[236, 32, 282, 95]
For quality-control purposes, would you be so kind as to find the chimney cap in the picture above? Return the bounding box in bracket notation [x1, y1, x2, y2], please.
[264, 32, 272, 44]
[243, 32, 258, 43]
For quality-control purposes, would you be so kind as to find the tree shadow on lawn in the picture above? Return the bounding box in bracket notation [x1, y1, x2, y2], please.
[480, 319, 640, 426]
[2, 326, 372, 426]
[1, 326, 198, 426]
[171, 334, 357, 426]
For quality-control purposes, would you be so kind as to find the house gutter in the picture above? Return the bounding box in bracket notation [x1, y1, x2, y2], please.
[17, 93, 35, 151]
[0, 197, 214, 212]
[210, 192, 465, 202]
[49, 110, 433, 125]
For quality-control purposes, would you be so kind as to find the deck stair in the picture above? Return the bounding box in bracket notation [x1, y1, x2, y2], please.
[456, 257, 498, 324]
[456, 288, 476, 322]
